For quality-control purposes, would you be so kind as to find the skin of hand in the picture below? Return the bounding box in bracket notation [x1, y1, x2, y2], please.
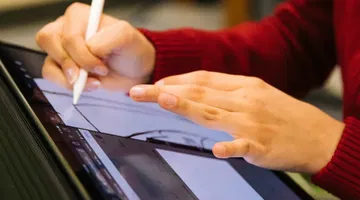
[36, 2, 155, 92]
[129, 70, 345, 174]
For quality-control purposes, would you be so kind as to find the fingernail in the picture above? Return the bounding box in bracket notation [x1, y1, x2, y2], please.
[130, 86, 145, 98]
[159, 93, 177, 107]
[66, 68, 77, 84]
[86, 81, 101, 91]
[92, 66, 108, 76]
[214, 144, 227, 158]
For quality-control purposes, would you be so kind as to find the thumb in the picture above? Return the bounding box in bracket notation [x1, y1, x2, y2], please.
[87, 21, 135, 58]
[213, 139, 261, 159]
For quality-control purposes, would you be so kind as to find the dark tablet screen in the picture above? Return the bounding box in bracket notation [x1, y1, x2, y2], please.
[0, 42, 313, 200]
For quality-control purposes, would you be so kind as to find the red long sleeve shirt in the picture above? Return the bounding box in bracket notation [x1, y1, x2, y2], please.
[140, 0, 360, 199]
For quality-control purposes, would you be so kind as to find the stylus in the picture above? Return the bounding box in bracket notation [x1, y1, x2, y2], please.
[73, 0, 105, 105]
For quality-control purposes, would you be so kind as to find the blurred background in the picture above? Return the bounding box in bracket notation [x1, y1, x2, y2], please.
[0, 0, 341, 199]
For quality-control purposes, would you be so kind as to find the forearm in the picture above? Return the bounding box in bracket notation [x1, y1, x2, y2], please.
[140, 0, 335, 98]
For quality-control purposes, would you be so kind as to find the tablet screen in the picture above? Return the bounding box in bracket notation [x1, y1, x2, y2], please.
[34, 78, 234, 150]
[69, 126, 264, 200]
[0, 42, 313, 200]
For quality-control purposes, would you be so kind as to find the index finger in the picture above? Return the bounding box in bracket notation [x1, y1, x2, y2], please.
[157, 71, 253, 91]
[36, 16, 80, 84]
[61, 3, 108, 75]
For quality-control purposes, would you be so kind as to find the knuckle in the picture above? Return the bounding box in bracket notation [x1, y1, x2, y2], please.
[201, 107, 225, 122]
[117, 20, 132, 29]
[36, 27, 54, 46]
[66, 2, 85, 14]
[116, 20, 135, 43]
[176, 99, 190, 112]
[87, 42, 102, 55]
[60, 57, 74, 69]
[187, 85, 206, 102]
[250, 77, 266, 88]
[56, 53, 72, 66]
[191, 70, 210, 85]
[62, 34, 80, 49]
[42, 63, 51, 79]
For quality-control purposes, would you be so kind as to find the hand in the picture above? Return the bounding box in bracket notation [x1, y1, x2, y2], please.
[36, 2, 155, 91]
[129, 71, 345, 174]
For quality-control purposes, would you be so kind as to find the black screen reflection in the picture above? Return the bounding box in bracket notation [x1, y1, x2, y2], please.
[92, 133, 198, 200]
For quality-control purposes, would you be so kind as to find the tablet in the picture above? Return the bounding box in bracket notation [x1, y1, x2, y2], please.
[0, 41, 314, 200]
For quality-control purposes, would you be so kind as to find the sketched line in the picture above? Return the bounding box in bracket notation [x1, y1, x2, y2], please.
[127, 129, 202, 138]
[42, 90, 193, 123]
[76, 103, 166, 117]
[200, 137, 208, 149]
[40, 89, 219, 148]
[41, 90, 167, 115]
[73, 105, 100, 132]
[126, 129, 217, 149]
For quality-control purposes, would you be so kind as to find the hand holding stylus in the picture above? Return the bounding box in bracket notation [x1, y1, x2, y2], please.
[73, 0, 105, 104]
[36, 2, 155, 93]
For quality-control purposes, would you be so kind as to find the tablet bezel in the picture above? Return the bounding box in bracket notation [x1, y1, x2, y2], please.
[0, 42, 92, 200]
[0, 41, 315, 200]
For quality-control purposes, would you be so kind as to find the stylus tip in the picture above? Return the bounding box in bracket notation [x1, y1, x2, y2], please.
[73, 96, 79, 105]
[72, 69, 88, 105]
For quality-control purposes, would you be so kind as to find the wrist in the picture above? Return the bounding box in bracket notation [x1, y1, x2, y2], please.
[311, 117, 360, 199]
[311, 119, 345, 174]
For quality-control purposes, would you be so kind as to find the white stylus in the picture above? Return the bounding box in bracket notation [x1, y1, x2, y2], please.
[73, 0, 105, 105]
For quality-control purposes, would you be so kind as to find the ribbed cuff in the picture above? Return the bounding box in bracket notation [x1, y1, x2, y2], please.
[138, 28, 203, 83]
[312, 117, 360, 199]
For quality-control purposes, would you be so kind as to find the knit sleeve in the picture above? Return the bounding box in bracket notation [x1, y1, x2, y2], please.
[139, 0, 335, 98]
[312, 117, 360, 199]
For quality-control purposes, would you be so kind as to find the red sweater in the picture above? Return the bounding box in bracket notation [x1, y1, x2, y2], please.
[140, 0, 360, 199]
